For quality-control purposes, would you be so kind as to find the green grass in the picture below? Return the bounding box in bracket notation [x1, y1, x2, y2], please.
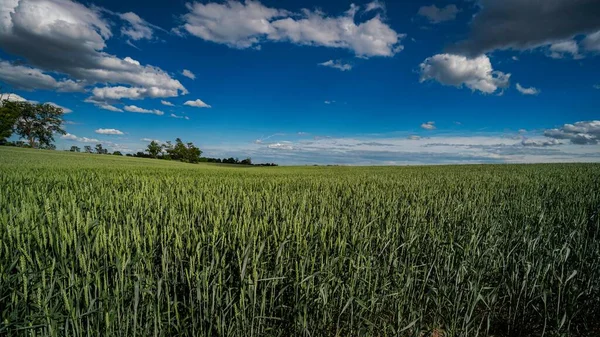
[1, 147, 599, 336]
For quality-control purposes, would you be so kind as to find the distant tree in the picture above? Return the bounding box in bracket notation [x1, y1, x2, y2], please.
[70, 146, 80, 152]
[112, 151, 123, 156]
[0, 99, 23, 144]
[84, 145, 93, 153]
[95, 143, 105, 154]
[14, 102, 65, 148]
[241, 157, 252, 165]
[172, 138, 187, 161]
[146, 140, 162, 158]
[40, 144, 56, 150]
[184, 142, 202, 163]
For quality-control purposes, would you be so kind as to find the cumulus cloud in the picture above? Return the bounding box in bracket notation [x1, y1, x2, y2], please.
[46, 102, 72, 113]
[0, 60, 85, 92]
[95, 128, 124, 135]
[544, 120, 600, 145]
[0, 92, 28, 102]
[516, 83, 540, 95]
[0, 0, 186, 101]
[452, 0, 600, 57]
[421, 121, 436, 130]
[418, 5, 460, 23]
[61, 133, 99, 143]
[170, 113, 190, 120]
[521, 138, 560, 147]
[318, 60, 353, 71]
[181, 1, 404, 58]
[419, 54, 510, 94]
[123, 105, 164, 115]
[181, 69, 196, 80]
[161, 100, 175, 106]
[184, 99, 211, 108]
[91, 85, 181, 101]
[365, 1, 385, 13]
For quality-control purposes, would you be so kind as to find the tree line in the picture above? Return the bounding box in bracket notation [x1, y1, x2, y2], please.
[134, 140, 277, 166]
[1, 96, 278, 166]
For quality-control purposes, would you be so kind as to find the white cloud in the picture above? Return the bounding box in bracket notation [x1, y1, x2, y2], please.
[408, 135, 421, 140]
[268, 142, 293, 150]
[516, 83, 541, 95]
[582, 30, 600, 52]
[60, 133, 99, 143]
[170, 113, 190, 120]
[418, 5, 460, 23]
[419, 54, 510, 94]
[182, 0, 286, 49]
[181, 69, 196, 80]
[318, 59, 352, 71]
[208, 133, 600, 165]
[119, 12, 159, 41]
[123, 105, 164, 115]
[365, 1, 385, 13]
[46, 102, 72, 113]
[548, 40, 581, 59]
[544, 120, 600, 145]
[95, 128, 124, 135]
[594, 84, 600, 90]
[324, 100, 335, 104]
[0, 0, 186, 101]
[161, 100, 175, 106]
[0, 60, 85, 92]
[97, 103, 123, 112]
[181, 1, 404, 58]
[0, 92, 28, 102]
[184, 99, 211, 108]
[421, 121, 436, 130]
[91, 85, 181, 100]
[521, 138, 560, 147]
[141, 138, 163, 143]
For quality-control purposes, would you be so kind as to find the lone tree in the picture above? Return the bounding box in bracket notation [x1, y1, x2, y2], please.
[14, 102, 66, 148]
[0, 100, 23, 144]
[84, 145, 93, 153]
[70, 146, 80, 152]
[146, 140, 162, 158]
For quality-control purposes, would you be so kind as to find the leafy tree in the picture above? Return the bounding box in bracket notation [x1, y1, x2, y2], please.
[95, 143, 106, 154]
[14, 102, 66, 148]
[0, 100, 23, 144]
[184, 142, 202, 163]
[112, 151, 123, 156]
[84, 145, 93, 153]
[146, 140, 162, 158]
[241, 157, 252, 165]
[70, 146, 80, 152]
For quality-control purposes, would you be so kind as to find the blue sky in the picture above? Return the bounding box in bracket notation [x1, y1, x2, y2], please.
[1, 0, 599, 164]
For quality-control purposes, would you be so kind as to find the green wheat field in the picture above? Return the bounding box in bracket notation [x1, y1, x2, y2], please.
[1, 147, 599, 337]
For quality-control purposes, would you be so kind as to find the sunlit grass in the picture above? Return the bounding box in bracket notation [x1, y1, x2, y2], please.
[1, 147, 599, 336]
